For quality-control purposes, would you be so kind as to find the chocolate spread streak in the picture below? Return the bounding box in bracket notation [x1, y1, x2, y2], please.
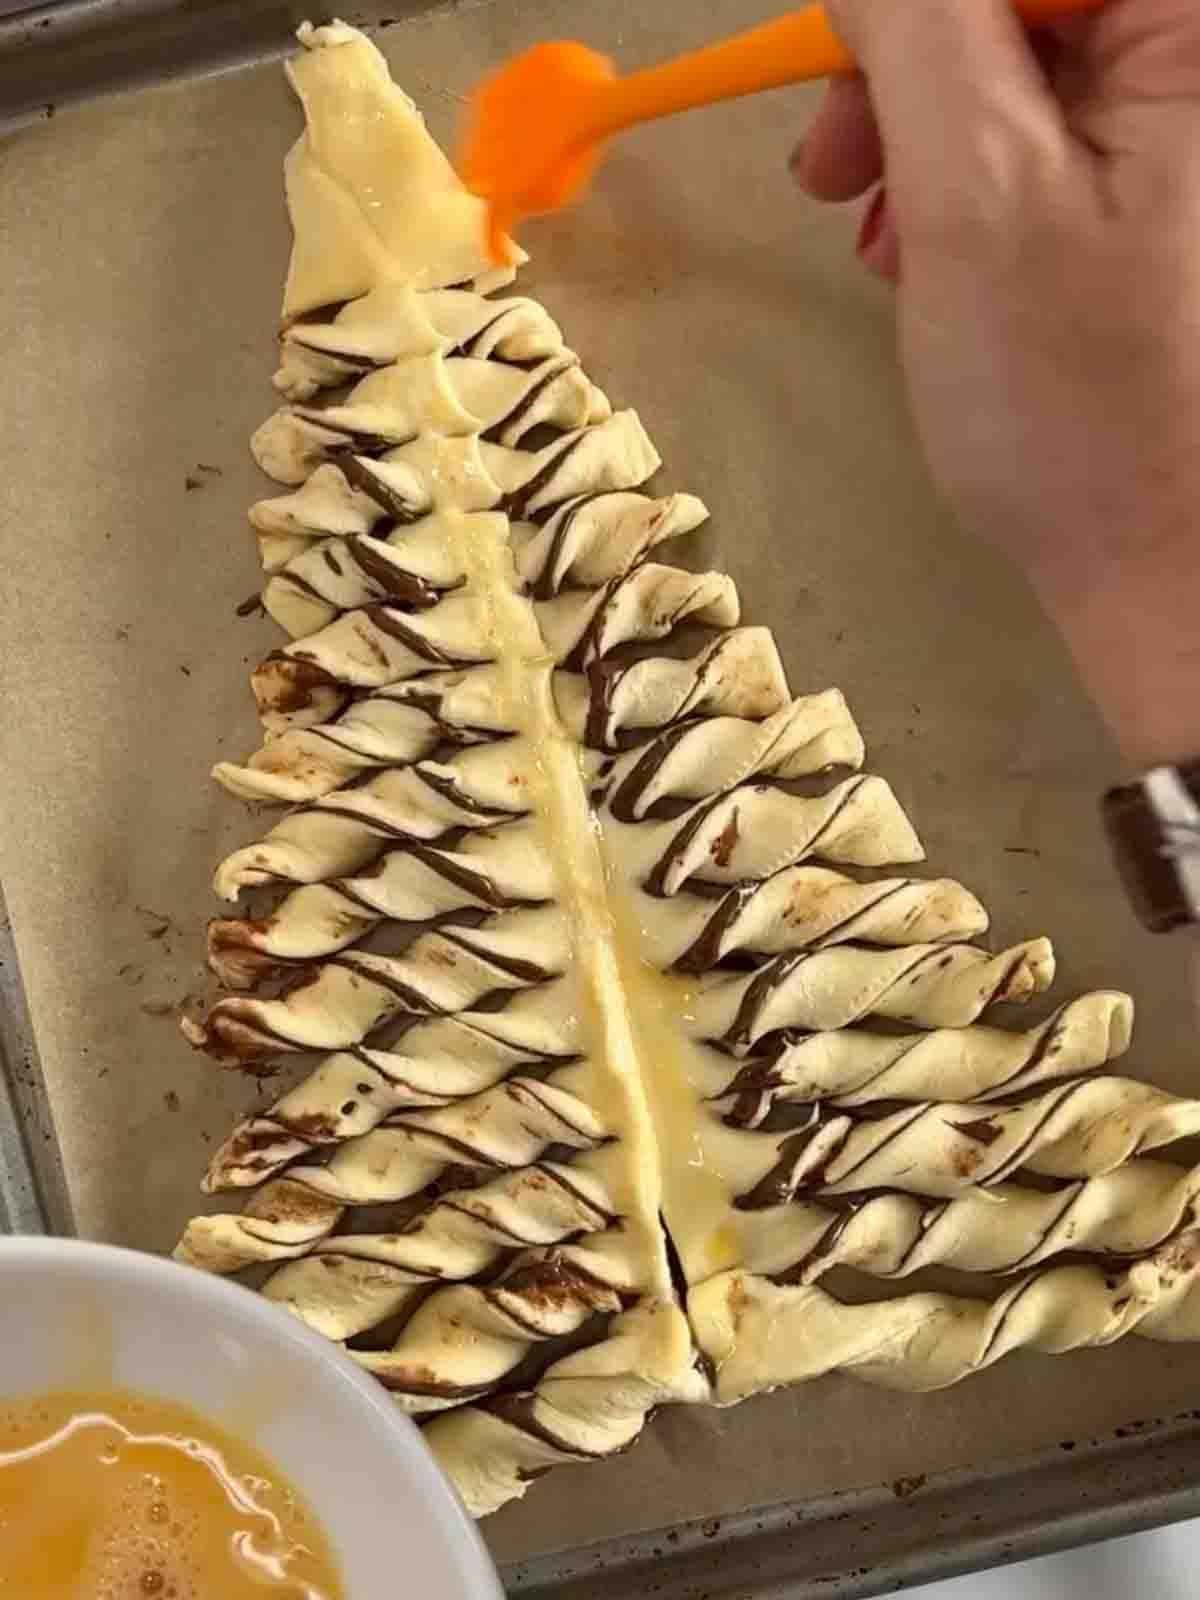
[338, 453, 425, 524]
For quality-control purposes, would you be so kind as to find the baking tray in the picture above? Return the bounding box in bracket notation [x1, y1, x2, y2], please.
[4, 2, 1200, 1594]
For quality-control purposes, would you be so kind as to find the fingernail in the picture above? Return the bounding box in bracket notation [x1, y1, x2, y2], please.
[856, 187, 886, 257]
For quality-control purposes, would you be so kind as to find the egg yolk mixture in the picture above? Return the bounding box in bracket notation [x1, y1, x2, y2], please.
[0, 1388, 344, 1598]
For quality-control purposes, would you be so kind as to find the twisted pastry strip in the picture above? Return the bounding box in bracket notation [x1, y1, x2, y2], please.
[249, 411, 660, 571]
[718, 991, 1134, 1126]
[737, 1076, 1200, 1207]
[1136, 1266, 1200, 1343]
[265, 422, 515, 525]
[425, 1301, 707, 1519]
[179, 1152, 608, 1280]
[212, 689, 490, 803]
[266, 489, 707, 640]
[187, 1081, 610, 1280]
[694, 937, 1055, 1053]
[262, 1175, 620, 1343]
[563, 627, 791, 752]
[610, 776, 925, 900]
[251, 561, 740, 732]
[274, 1236, 623, 1362]
[175, 1177, 342, 1274]
[407, 409, 661, 521]
[252, 353, 610, 483]
[737, 1159, 1200, 1285]
[275, 285, 566, 400]
[639, 868, 987, 972]
[280, 1073, 605, 1212]
[231, 1191, 621, 1341]
[214, 739, 539, 895]
[615, 740, 897, 858]
[209, 821, 555, 982]
[692, 1231, 1200, 1404]
[263, 514, 467, 640]
[536, 563, 739, 672]
[257, 593, 501, 702]
[206, 1051, 459, 1191]
[603, 694, 864, 822]
[352, 1242, 632, 1412]
[251, 460, 385, 574]
[298, 351, 606, 451]
[228, 656, 537, 781]
[514, 490, 709, 598]
[204, 980, 583, 1191]
[185, 904, 568, 1062]
[611, 697, 864, 825]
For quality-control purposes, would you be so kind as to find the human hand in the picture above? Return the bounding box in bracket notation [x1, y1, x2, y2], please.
[792, 0, 1200, 766]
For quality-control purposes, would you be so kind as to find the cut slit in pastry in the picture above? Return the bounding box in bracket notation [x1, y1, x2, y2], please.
[176, 20, 1200, 1521]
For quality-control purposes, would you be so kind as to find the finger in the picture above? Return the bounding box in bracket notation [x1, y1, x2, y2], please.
[1083, 0, 1200, 101]
[857, 187, 901, 282]
[790, 76, 883, 202]
[1051, 0, 1200, 169]
[824, 0, 1069, 223]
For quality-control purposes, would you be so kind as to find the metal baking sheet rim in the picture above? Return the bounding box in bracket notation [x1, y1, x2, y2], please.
[0, 884, 72, 1237]
[3, 3, 1200, 1596]
[505, 1418, 1200, 1598]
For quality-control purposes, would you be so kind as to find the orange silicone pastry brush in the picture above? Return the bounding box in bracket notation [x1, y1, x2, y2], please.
[459, 0, 1106, 263]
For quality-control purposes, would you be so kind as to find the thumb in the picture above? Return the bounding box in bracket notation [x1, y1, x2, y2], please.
[824, 0, 1069, 234]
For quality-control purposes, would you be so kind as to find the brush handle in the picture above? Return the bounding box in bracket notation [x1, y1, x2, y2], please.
[594, 0, 1105, 136]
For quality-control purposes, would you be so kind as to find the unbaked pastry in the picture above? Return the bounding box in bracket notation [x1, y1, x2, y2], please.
[177, 21, 1200, 1520]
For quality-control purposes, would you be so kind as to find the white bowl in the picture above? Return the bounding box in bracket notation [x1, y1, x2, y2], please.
[0, 1236, 501, 1599]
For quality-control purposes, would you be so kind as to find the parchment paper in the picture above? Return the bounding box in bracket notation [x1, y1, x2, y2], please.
[2, 0, 1198, 1568]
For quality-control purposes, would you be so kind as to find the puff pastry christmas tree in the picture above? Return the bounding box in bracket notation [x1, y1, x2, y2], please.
[178, 22, 1200, 1519]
